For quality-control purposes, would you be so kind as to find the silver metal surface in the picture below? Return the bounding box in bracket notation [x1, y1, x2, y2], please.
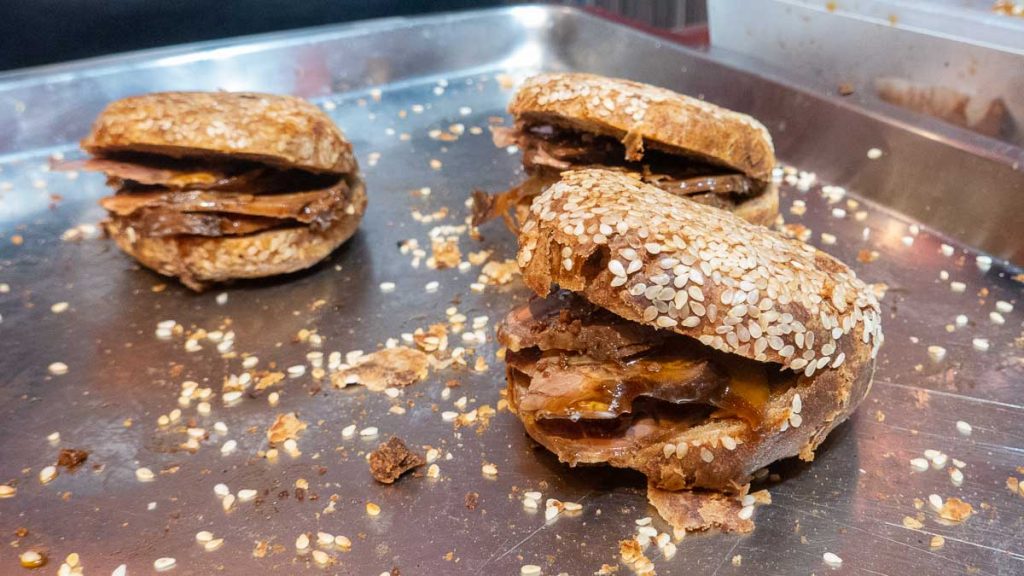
[709, 0, 1024, 145]
[0, 6, 1022, 575]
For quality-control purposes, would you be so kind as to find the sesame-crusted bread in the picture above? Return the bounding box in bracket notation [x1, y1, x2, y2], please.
[518, 169, 883, 372]
[509, 73, 775, 184]
[105, 179, 366, 291]
[82, 92, 356, 174]
[507, 168, 883, 491]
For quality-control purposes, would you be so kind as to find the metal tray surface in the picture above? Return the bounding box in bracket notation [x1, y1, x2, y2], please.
[0, 6, 1022, 576]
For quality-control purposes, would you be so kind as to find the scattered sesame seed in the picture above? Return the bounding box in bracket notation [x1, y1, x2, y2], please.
[311, 550, 331, 566]
[928, 494, 944, 511]
[135, 467, 155, 482]
[866, 147, 883, 159]
[910, 458, 929, 472]
[366, 502, 381, 516]
[359, 426, 378, 437]
[425, 281, 439, 293]
[901, 235, 914, 246]
[700, 447, 714, 463]
[215, 292, 228, 305]
[20, 551, 46, 568]
[0, 485, 16, 498]
[972, 338, 990, 352]
[950, 468, 964, 486]
[955, 314, 968, 327]
[995, 300, 1013, 314]
[956, 420, 972, 436]
[335, 535, 352, 549]
[287, 365, 306, 378]
[379, 282, 396, 293]
[48, 362, 68, 375]
[153, 557, 176, 571]
[927, 346, 947, 362]
[989, 311, 1006, 325]
[296, 533, 311, 551]
[950, 281, 966, 293]
[112, 564, 127, 576]
[820, 232, 837, 245]
[39, 465, 57, 484]
[204, 538, 224, 552]
[976, 255, 992, 272]
[823, 552, 842, 568]
[738, 505, 754, 520]
[482, 463, 498, 477]
[237, 489, 257, 502]
[427, 464, 440, 478]
[341, 424, 356, 438]
[521, 565, 542, 576]
[51, 301, 69, 314]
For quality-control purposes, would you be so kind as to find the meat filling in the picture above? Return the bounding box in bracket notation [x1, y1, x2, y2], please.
[72, 152, 352, 237]
[479, 122, 766, 227]
[500, 292, 791, 458]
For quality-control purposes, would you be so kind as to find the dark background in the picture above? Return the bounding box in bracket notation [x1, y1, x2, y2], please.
[0, 0, 707, 72]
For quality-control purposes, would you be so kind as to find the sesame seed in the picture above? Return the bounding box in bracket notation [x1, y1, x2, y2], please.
[427, 464, 440, 478]
[39, 465, 57, 484]
[237, 489, 257, 502]
[928, 494, 944, 511]
[221, 493, 236, 511]
[931, 453, 948, 469]
[950, 281, 966, 293]
[287, 365, 306, 378]
[950, 468, 964, 486]
[51, 301, 69, 314]
[0, 485, 16, 498]
[204, 538, 224, 552]
[154, 557, 176, 571]
[976, 255, 992, 272]
[990, 312, 1006, 325]
[738, 505, 754, 520]
[296, 533, 310, 551]
[940, 244, 954, 257]
[521, 565, 542, 576]
[721, 436, 737, 450]
[789, 413, 803, 428]
[608, 259, 626, 277]
[792, 394, 803, 413]
[822, 552, 842, 568]
[379, 281, 396, 293]
[366, 502, 381, 516]
[956, 420, 972, 436]
[867, 147, 883, 159]
[214, 483, 230, 497]
[48, 362, 68, 375]
[927, 346, 947, 362]
[972, 338, 990, 352]
[135, 467, 155, 482]
[482, 463, 498, 477]
[335, 535, 352, 549]
[955, 314, 968, 327]
[700, 447, 714, 462]
[425, 281, 440, 293]
[996, 300, 1013, 314]
[196, 530, 214, 543]
[675, 442, 689, 459]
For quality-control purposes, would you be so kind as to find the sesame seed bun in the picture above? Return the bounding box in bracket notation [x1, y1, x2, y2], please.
[82, 92, 356, 174]
[506, 168, 883, 491]
[105, 179, 366, 291]
[509, 73, 775, 184]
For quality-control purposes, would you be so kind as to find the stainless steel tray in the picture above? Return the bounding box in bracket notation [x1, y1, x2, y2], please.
[1, 6, 1022, 575]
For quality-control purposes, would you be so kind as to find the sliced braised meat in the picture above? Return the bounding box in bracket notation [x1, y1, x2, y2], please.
[70, 157, 256, 189]
[499, 291, 664, 361]
[515, 352, 727, 420]
[100, 181, 350, 231]
[492, 122, 758, 197]
[116, 209, 283, 237]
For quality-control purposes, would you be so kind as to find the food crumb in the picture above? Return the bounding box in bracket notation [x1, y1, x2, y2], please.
[368, 436, 425, 484]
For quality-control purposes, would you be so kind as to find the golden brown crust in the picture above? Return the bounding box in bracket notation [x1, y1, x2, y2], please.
[509, 73, 775, 184]
[517, 169, 883, 373]
[506, 168, 881, 491]
[82, 92, 355, 174]
[105, 179, 367, 291]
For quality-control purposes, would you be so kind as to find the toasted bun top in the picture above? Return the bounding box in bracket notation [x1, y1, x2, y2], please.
[517, 169, 883, 376]
[509, 73, 775, 183]
[82, 92, 355, 174]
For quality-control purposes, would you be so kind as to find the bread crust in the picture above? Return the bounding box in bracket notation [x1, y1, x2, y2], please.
[509, 73, 775, 184]
[105, 179, 366, 291]
[506, 168, 882, 491]
[83, 92, 355, 174]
